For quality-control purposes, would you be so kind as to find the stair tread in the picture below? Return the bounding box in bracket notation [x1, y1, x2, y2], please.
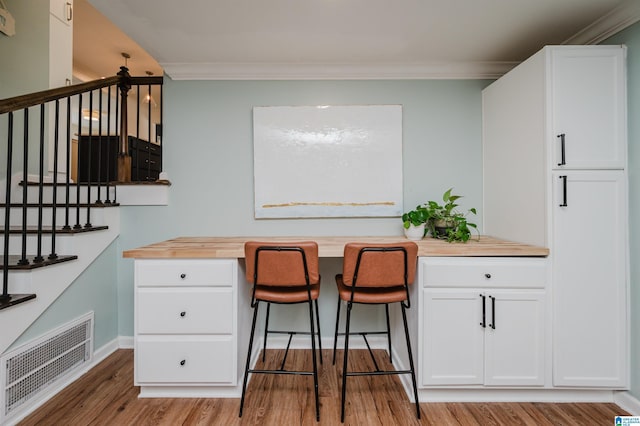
[0, 202, 120, 208]
[0, 294, 37, 311]
[0, 254, 78, 269]
[0, 225, 109, 234]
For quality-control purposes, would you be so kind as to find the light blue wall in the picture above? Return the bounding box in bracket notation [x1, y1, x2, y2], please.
[606, 22, 640, 400]
[13, 241, 119, 351]
[117, 78, 489, 336]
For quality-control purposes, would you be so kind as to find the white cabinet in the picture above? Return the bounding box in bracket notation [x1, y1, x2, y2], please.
[49, 0, 73, 88]
[134, 259, 238, 389]
[420, 258, 547, 387]
[483, 45, 628, 388]
[552, 170, 627, 386]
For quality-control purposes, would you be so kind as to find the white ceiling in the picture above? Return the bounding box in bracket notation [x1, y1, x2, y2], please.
[79, 0, 640, 80]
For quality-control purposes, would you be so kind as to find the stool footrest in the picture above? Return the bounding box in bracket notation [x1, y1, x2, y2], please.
[346, 369, 413, 377]
[249, 369, 314, 376]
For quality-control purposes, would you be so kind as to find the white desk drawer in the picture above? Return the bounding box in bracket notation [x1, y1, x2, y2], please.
[136, 336, 235, 384]
[137, 288, 233, 334]
[136, 259, 235, 287]
[422, 257, 547, 288]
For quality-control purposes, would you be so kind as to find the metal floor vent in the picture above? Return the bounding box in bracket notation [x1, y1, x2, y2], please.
[1, 312, 93, 421]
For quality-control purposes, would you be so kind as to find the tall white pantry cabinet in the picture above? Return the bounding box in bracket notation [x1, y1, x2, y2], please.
[482, 45, 628, 388]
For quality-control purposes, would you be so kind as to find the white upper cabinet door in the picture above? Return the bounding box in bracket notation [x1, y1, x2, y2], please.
[50, 0, 73, 26]
[550, 47, 626, 170]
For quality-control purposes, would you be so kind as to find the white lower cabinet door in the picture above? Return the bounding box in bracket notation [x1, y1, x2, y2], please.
[422, 288, 545, 386]
[484, 290, 545, 386]
[422, 289, 484, 385]
[136, 336, 235, 384]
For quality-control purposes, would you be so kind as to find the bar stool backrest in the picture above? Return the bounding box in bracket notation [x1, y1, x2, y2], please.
[342, 241, 418, 288]
[244, 241, 320, 287]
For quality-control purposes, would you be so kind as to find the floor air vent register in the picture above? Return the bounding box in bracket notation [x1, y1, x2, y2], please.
[0, 312, 93, 423]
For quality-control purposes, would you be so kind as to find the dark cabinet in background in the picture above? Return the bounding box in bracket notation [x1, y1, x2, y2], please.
[78, 135, 162, 182]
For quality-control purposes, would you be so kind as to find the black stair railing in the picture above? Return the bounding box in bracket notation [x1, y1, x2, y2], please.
[0, 68, 163, 310]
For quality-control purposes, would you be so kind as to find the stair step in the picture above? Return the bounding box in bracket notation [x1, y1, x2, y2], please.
[0, 202, 120, 208]
[0, 294, 37, 311]
[0, 254, 78, 269]
[0, 225, 109, 234]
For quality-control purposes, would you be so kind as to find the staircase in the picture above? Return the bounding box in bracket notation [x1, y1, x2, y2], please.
[0, 177, 120, 353]
[0, 69, 163, 355]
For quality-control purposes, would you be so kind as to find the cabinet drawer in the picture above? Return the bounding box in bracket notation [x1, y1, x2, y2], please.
[136, 259, 235, 287]
[136, 336, 235, 384]
[137, 288, 233, 334]
[422, 257, 547, 288]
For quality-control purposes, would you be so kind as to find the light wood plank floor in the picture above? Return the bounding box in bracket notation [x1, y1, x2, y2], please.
[19, 349, 630, 425]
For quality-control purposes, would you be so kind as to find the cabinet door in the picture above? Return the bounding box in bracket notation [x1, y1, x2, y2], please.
[484, 290, 545, 386]
[550, 47, 625, 169]
[552, 170, 628, 387]
[422, 289, 484, 386]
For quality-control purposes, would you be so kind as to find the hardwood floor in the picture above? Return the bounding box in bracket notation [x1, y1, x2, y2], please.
[19, 349, 629, 425]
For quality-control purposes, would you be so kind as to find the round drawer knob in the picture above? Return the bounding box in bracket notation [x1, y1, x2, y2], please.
[180, 311, 186, 318]
[180, 359, 186, 366]
[180, 273, 186, 279]
[485, 273, 491, 279]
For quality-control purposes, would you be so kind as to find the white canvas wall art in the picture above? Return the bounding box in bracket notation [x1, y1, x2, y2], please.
[253, 105, 403, 218]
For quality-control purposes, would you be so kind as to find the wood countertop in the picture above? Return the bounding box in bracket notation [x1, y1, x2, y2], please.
[122, 236, 549, 259]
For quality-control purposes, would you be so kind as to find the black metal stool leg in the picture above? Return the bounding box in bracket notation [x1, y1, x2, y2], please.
[401, 303, 421, 419]
[340, 301, 352, 423]
[262, 302, 271, 362]
[239, 301, 260, 418]
[333, 298, 341, 365]
[314, 298, 323, 364]
[308, 299, 320, 421]
[385, 303, 392, 364]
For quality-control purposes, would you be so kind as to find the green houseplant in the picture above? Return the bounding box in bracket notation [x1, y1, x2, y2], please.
[424, 188, 479, 242]
[401, 204, 429, 240]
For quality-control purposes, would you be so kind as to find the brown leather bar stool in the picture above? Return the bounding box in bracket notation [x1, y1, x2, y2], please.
[239, 241, 322, 421]
[332, 241, 420, 422]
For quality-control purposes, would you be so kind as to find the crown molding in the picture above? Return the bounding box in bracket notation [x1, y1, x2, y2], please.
[162, 61, 519, 81]
[563, 0, 640, 45]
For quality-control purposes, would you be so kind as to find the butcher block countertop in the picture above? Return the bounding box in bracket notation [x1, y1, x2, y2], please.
[122, 236, 549, 259]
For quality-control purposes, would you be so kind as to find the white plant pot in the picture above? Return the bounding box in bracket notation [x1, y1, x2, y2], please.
[404, 223, 425, 241]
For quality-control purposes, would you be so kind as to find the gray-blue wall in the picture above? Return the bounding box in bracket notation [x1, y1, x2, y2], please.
[606, 23, 640, 401]
[116, 78, 488, 337]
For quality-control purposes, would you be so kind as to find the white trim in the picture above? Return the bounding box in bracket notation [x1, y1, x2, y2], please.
[416, 388, 622, 403]
[162, 61, 518, 81]
[118, 336, 134, 349]
[614, 391, 640, 416]
[116, 184, 169, 206]
[563, 0, 640, 45]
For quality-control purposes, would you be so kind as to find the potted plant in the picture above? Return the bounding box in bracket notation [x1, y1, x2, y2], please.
[401, 204, 429, 240]
[424, 188, 479, 242]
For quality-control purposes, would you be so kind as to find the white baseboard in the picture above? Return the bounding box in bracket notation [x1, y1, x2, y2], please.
[118, 335, 134, 349]
[615, 391, 640, 415]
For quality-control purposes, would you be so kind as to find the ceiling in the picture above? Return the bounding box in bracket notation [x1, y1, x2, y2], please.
[78, 0, 640, 81]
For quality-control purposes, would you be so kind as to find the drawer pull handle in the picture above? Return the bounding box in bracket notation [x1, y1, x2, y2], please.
[480, 294, 486, 328]
[180, 359, 186, 366]
[180, 273, 186, 279]
[180, 311, 186, 318]
[485, 273, 491, 279]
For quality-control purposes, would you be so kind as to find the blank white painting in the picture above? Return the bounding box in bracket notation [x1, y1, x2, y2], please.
[253, 105, 403, 218]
